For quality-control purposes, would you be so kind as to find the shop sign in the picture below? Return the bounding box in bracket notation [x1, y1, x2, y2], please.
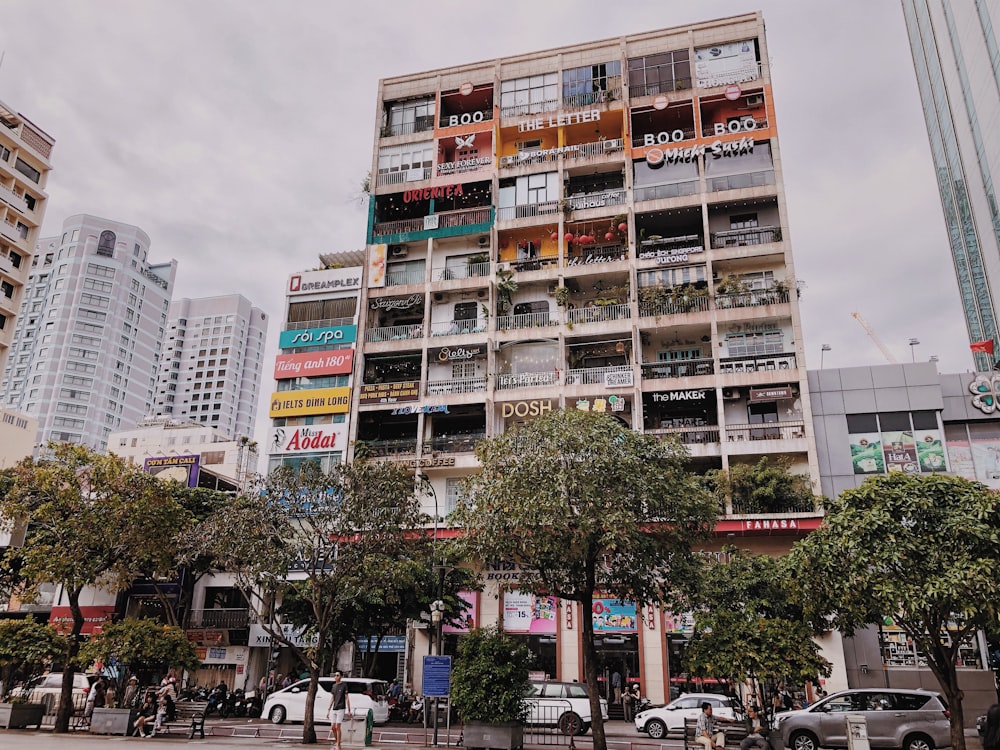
[504, 591, 557, 634]
[566, 252, 626, 266]
[518, 109, 601, 132]
[742, 518, 799, 531]
[358, 635, 406, 653]
[694, 40, 759, 89]
[403, 183, 465, 203]
[639, 246, 705, 263]
[288, 268, 361, 296]
[145, 454, 200, 488]
[249, 624, 320, 649]
[605, 371, 634, 388]
[484, 560, 523, 582]
[433, 346, 484, 362]
[514, 144, 580, 161]
[370, 294, 422, 311]
[402, 456, 456, 467]
[359, 381, 419, 404]
[652, 390, 709, 402]
[641, 129, 691, 146]
[274, 350, 353, 379]
[749, 386, 793, 402]
[727, 322, 777, 334]
[437, 156, 492, 175]
[459, 82, 474, 96]
[50, 605, 117, 635]
[390, 404, 449, 415]
[368, 244, 387, 289]
[500, 399, 554, 418]
[664, 610, 695, 635]
[279, 324, 357, 349]
[270, 424, 348, 454]
[195, 645, 248, 665]
[592, 599, 638, 632]
[268, 387, 351, 418]
[648, 137, 754, 166]
[185, 629, 226, 644]
[575, 395, 627, 413]
[443, 591, 478, 633]
[710, 117, 758, 135]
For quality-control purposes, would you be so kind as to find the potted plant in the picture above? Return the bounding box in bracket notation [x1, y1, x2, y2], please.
[0, 618, 67, 729]
[451, 627, 531, 750]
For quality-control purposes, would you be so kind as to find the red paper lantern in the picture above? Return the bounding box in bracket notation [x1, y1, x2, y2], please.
[564, 233, 574, 243]
[618, 222, 628, 233]
[605, 232, 615, 241]
[550, 232, 558, 242]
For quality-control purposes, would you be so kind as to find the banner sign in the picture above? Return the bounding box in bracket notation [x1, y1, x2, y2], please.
[274, 350, 353, 379]
[288, 268, 361, 296]
[694, 40, 759, 88]
[279, 325, 357, 349]
[359, 381, 419, 404]
[503, 591, 557, 634]
[882, 430, 920, 474]
[443, 591, 478, 634]
[749, 386, 794, 402]
[358, 635, 406, 653]
[249, 623, 320, 648]
[368, 244, 387, 289]
[144, 454, 200, 487]
[268, 387, 351, 418]
[850, 432, 885, 475]
[592, 599, 638, 632]
[195, 645, 249, 665]
[270, 424, 348, 455]
[50, 605, 117, 635]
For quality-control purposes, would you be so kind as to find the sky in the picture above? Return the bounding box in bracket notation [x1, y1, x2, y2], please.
[0, 0, 974, 449]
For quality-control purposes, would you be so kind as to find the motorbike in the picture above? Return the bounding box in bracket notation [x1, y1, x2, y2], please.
[205, 684, 228, 717]
[229, 689, 249, 717]
[243, 690, 263, 719]
[407, 696, 425, 724]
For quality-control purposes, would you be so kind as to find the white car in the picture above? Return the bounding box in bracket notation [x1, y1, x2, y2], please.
[262, 677, 390, 725]
[21, 672, 95, 715]
[523, 680, 609, 735]
[634, 692, 741, 739]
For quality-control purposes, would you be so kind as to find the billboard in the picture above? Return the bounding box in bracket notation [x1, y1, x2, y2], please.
[274, 350, 354, 379]
[694, 40, 759, 89]
[288, 267, 361, 296]
[503, 591, 557, 634]
[270, 424, 349, 455]
[358, 382, 420, 404]
[268, 387, 351, 418]
[144, 454, 200, 487]
[443, 591, 478, 634]
[849, 432, 884, 475]
[592, 599, 638, 632]
[279, 325, 358, 350]
[368, 244, 388, 289]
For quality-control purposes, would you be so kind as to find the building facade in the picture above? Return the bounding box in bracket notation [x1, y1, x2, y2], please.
[347, 13, 829, 700]
[0, 214, 177, 451]
[0, 98, 55, 378]
[153, 294, 268, 440]
[902, 0, 1000, 369]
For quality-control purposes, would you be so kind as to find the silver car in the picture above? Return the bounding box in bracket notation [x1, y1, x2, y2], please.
[773, 689, 950, 750]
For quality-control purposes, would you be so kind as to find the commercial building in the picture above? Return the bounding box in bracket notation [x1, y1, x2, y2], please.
[0, 404, 36, 468]
[351, 13, 826, 700]
[152, 294, 268, 440]
[902, 0, 1000, 369]
[0, 97, 55, 378]
[0, 214, 177, 451]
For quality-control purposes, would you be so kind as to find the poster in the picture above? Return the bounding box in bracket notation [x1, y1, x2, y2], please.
[663, 611, 695, 635]
[503, 591, 557, 634]
[144, 454, 201, 487]
[443, 591, 477, 634]
[914, 430, 947, 473]
[971, 435, 1000, 485]
[694, 40, 759, 88]
[849, 432, 884, 475]
[881, 430, 920, 474]
[946, 437, 976, 479]
[592, 599, 637, 633]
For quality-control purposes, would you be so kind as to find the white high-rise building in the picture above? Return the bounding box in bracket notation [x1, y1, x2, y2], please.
[153, 294, 268, 440]
[1, 214, 176, 451]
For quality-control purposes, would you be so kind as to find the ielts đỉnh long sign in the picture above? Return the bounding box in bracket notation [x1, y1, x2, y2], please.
[273, 350, 354, 379]
[270, 424, 348, 454]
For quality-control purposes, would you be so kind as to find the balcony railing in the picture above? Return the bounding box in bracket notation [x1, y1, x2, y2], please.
[500, 138, 626, 169]
[361, 438, 419, 457]
[365, 324, 424, 342]
[500, 101, 559, 119]
[284, 317, 355, 330]
[718, 352, 796, 373]
[373, 217, 425, 237]
[0, 183, 28, 213]
[635, 180, 699, 202]
[629, 79, 692, 97]
[496, 371, 560, 390]
[497, 202, 560, 221]
[562, 86, 622, 109]
[702, 118, 769, 137]
[427, 376, 488, 395]
[649, 425, 721, 445]
[725, 421, 806, 443]
[385, 268, 426, 287]
[715, 290, 790, 309]
[430, 319, 487, 336]
[631, 129, 697, 147]
[511, 256, 559, 272]
[375, 167, 432, 188]
[437, 206, 492, 228]
[566, 138, 625, 161]
[568, 188, 625, 211]
[565, 365, 633, 387]
[710, 226, 782, 248]
[566, 244, 627, 266]
[641, 358, 715, 379]
[707, 169, 774, 192]
[638, 295, 710, 317]
[424, 432, 486, 454]
[187, 608, 252, 629]
[566, 303, 630, 325]
[382, 116, 436, 138]
[497, 311, 558, 330]
[436, 261, 490, 280]
[730, 490, 818, 515]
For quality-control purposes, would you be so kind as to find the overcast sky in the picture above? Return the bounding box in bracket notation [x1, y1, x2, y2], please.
[0, 0, 972, 448]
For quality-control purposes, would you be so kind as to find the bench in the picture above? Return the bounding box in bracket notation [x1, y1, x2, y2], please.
[157, 700, 208, 739]
[684, 717, 749, 750]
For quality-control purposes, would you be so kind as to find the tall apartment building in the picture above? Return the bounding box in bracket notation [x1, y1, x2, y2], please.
[902, 0, 1000, 370]
[0, 98, 55, 378]
[1, 214, 177, 451]
[346, 14, 832, 697]
[153, 294, 268, 440]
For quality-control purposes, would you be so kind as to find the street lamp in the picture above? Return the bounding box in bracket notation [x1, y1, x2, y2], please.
[909, 337, 920, 362]
[430, 599, 446, 745]
[820, 343, 831, 369]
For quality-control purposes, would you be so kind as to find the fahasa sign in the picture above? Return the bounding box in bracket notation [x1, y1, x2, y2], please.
[274, 350, 354, 379]
[270, 424, 348, 454]
[288, 267, 361, 296]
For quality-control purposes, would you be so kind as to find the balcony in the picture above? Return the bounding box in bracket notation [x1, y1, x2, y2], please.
[436, 261, 490, 281]
[510, 256, 558, 272]
[725, 421, 806, 442]
[497, 201, 560, 221]
[641, 358, 714, 379]
[635, 181, 699, 203]
[715, 290, 790, 309]
[361, 438, 419, 457]
[499, 139, 625, 170]
[710, 226, 781, 248]
[371, 206, 493, 241]
[0, 220, 25, 245]
[707, 169, 774, 193]
[284, 317, 355, 331]
[427, 376, 487, 395]
[565, 365, 633, 387]
[568, 188, 626, 211]
[430, 320, 487, 336]
[730, 489, 818, 515]
[638, 295, 710, 318]
[437, 206, 492, 229]
[373, 217, 425, 237]
[364, 323, 424, 342]
[496, 371, 560, 390]
[648, 425, 721, 445]
[385, 268, 426, 287]
[0, 183, 28, 213]
[187, 608, 251, 629]
[497, 311, 559, 330]
[424, 432, 486, 454]
[566, 303, 630, 326]
[500, 101, 558, 119]
[375, 167, 432, 188]
[381, 116, 436, 138]
[562, 87, 623, 109]
[565, 138, 625, 162]
[718, 353, 796, 373]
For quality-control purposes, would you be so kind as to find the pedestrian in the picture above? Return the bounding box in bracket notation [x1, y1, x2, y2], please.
[105, 677, 117, 708]
[622, 684, 634, 722]
[695, 702, 727, 750]
[611, 669, 623, 704]
[984, 703, 1000, 750]
[740, 705, 769, 750]
[324, 671, 352, 750]
[122, 676, 139, 709]
[132, 691, 157, 737]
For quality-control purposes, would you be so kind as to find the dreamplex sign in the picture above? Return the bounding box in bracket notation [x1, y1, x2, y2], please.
[288, 267, 361, 296]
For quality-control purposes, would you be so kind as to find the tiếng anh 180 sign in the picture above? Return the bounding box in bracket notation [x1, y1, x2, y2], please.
[279, 325, 357, 349]
[273, 350, 354, 379]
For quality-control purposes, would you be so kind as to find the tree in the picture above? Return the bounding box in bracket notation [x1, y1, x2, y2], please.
[790, 473, 1000, 750]
[453, 409, 717, 750]
[0, 618, 69, 700]
[450, 626, 531, 724]
[679, 550, 830, 724]
[182, 458, 428, 744]
[0, 444, 187, 732]
[706, 457, 818, 514]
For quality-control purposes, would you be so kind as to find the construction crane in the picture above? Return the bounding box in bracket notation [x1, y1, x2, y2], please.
[852, 312, 899, 364]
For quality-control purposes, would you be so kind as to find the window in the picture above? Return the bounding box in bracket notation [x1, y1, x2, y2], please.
[377, 142, 434, 182]
[9, 252, 21, 268]
[451, 361, 476, 379]
[500, 73, 558, 117]
[562, 61, 622, 105]
[385, 97, 435, 136]
[725, 331, 784, 356]
[83, 278, 114, 293]
[0, 281, 12, 298]
[627, 50, 691, 96]
[80, 293, 110, 308]
[14, 157, 41, 183]
[96, 230, 116, 257]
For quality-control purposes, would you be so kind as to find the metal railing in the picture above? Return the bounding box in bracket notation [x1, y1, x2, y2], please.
[284, 317, 355, 330]
[385, 268, 426, 287]
[649, 425, 721, 445]
[561, 85, 623, 109]
[381, 116, 436, 137]
[715, 290, 790, 309]
[437, 206, 492, 228]
[566, 244, 627, 265]
[362, 438, 419, 457]
[707, 169, 774, 192]
[423, 432, 486, 454]
[372, 216, 425, 236]
[568, 188, 625, 211]
[629, 79, 692, 97]
[631, 129, 697, 147]
[635, 180, 699, 202]
[565, 365, 633, 386]
[496, 371, 560, 390]
[436, 261, 490, 280]
[426, 376, 487, 395]
[718, 353, 797, 373]
[430, 320, 486, 336]
[497, 311, 558, 329]
[566, 137, 625, 160]
[566, 303, 630, 325]
[641, 358, 715, 379]
[638, 295, 710, 317]
[511, 256, 559, 272]
[365, 323, 424, 342]
[187, 608, 252, 629]
[710, 226, 781, 248]
[730, 490, 818, 515]
[500, 101, 559, 119]
[497, 201, 560, 221]
[375, 167, 432, 187]
[725, 421, 806, 442]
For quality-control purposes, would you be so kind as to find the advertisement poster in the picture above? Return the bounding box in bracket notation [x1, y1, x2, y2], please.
[914, 430, 947, 473]
[443, 591, 478, 634]
[503, 591, 557, 634]
[946, 437, 976, 479]
[881, 430, 920, 474]
[368, 244, 387, 288]
[971, 435, 1000, 485]
[268, 387, 351, 418]
[144, 454, 201, 487]
[663, 611, 695, 635]
[592, 599, 638, 633]
[694, 40, 759, 88]
[849, 432, 884, 475]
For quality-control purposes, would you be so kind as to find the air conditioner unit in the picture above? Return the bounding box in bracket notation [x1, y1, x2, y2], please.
[745, 94, 764, 107]
[477, 289, 486, 298]
[390, 245, 408, 258]
[477, 236, 490, 248]
[433, 293, 444, 302]
[723, 388, 739, 400]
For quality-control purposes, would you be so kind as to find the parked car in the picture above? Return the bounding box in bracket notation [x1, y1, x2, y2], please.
[263, 677, 389, 725]
[772, 689, 949, 750]
[21, 672, 96, 715]
[523, 680, 608, 735]
[634, 692, 743, 740]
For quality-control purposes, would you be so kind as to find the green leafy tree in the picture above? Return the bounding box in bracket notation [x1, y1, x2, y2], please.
[453, 409, 717, 750]
[0, 618, 69, 700]
[0, 444, 187, 732]
[679, 550, 830, 725]
[791, 473, 1000, 750]
[181, 458, 428, 744]
[706, 457, 818, 514]
[450, 626, 531, 724]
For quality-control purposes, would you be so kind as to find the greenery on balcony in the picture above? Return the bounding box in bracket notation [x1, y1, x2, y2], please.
[705, 457, 820, 514]
[638, 283, 709, 316]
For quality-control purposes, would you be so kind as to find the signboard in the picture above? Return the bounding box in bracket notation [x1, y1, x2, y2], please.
[849, 432, 885, 475]
[651, 390, 709, 403]
[431, 346, 485, 362]
[144, 454, 200, 487]
[422, 655, 452, 698]
[279, 325, 358, 349]
[268, 387, 351, 418]
[370, 294, 422, 311]
[359, 381, 419, 404]
[50, 605, 117, 635]
[694, 40, 759, 88]
[443, 591, 478, 634]
[499, 399, 555, 419]
[368, 244, 387, 289]
[574, 395, 628, 413]
[358, 635, 406, 653]
[664, 611, 695, 635]
[592, 599, 638, 632]
[195, 645, 249, 665]
[518, 109, 601, 133]
[724, 84, 742, 101]
[270, 424, 348, 455]
[749, 386, 794, 402]
[249, 623, 320, 649]
[503, 591, 557, 634]
[274, 350, 354, 379]
[604, 370, 634, 388]
[288, 268, 361, 296]
[882, 430, 920, 474]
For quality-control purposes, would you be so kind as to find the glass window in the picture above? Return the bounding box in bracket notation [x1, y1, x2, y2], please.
[627, 50, 691, 95]
[878, 412, 911, 431]
[500, 73, 559, 116]
[846, 414, 878, 433]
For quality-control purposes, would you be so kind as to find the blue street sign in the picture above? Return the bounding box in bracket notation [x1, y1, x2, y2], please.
[422, 655, 451, 698]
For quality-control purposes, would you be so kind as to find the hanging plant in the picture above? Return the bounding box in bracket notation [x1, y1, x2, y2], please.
[554, 285, 570, 308]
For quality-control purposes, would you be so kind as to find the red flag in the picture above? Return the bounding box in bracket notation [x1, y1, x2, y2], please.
[970, 339, 995, 354]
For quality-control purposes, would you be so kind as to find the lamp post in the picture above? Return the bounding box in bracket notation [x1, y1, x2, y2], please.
[430, 599, 445, 745]
[820, 343, 831, 369]
[909, 337, 920, 362]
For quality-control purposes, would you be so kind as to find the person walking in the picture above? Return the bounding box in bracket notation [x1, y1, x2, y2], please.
[325, 671, 352, 750]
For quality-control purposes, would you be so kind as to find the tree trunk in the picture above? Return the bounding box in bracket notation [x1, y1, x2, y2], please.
[54, 588, 84, 734]
[302, 667, 320, 744]
[581, 591, 607, 750]
[925, 638, 966, 750]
